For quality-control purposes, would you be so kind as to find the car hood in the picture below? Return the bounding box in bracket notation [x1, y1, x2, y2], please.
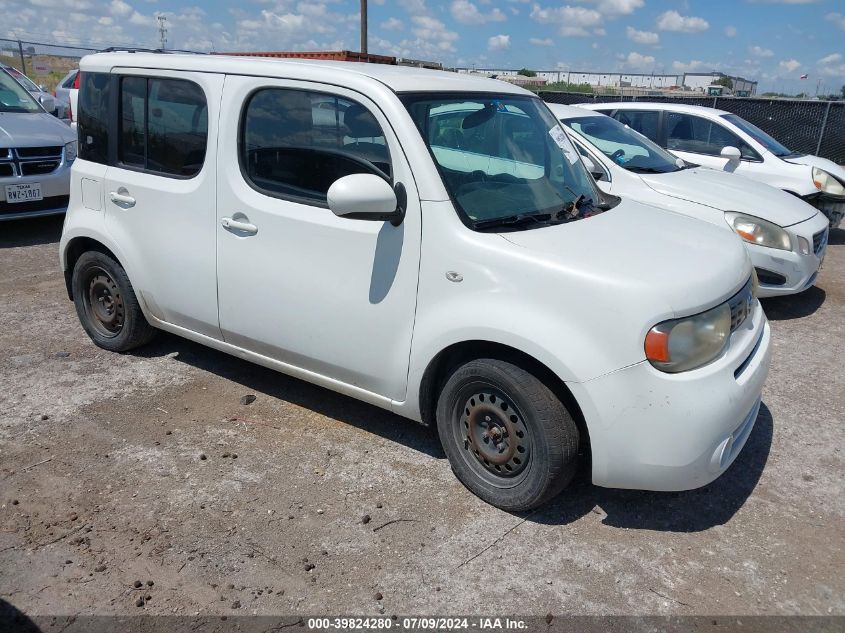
[0, 112, 75, 146]
[784, 154, 845, 182]
[499, 199, 751, 317]
[639, 167, 817, 227]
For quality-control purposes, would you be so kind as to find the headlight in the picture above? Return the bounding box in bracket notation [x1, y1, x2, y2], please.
[64, 141, 78, 162]
[645, 302, 731, 373]
[725, 212, 792, 251]
[813, 167, 845, 196]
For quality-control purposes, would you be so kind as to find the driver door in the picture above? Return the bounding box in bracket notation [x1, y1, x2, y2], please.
[215, 76, 422, 402]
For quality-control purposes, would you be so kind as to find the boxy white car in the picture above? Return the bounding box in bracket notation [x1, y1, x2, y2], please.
[548, 103, 829, 297]
[61, 53, 771, 510]
[578, 102, 845, 228]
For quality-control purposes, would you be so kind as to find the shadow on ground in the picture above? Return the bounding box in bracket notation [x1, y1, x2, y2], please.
[137, 332, 772, 532]
[762, 286, 826, 320]
[0, 215, 64, 249]
[827, 227, 844, 246]
[0, 599, 40, 633]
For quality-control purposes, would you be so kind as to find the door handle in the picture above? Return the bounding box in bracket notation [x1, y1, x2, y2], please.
[221, 216, 258, 235]
[109, 191, 136, 208]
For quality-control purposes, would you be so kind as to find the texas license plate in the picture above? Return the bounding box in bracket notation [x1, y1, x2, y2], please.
[5, 183, 43, 203]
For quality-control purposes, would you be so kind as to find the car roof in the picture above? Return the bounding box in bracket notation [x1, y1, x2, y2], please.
[545, 102, 604, 120]
[578, 101, 731, 117]
[79, 52, 532, 96]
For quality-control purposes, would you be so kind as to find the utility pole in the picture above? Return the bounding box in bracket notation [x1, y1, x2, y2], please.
[360, 0, 368, 55]
[158, 15, 168, 51]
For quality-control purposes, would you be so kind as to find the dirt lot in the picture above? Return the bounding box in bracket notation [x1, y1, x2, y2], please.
[0, 216, 843, 621]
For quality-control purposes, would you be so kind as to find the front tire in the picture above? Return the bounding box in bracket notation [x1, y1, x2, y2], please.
[72, 251, 156, 352]
[436, 359, 580, 511]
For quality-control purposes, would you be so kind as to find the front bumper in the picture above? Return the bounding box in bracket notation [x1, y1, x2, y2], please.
[569, 299, 771, 491]
[0, 157, 73, 221]
[803, 192, 845, 229]
[748, 212, 830, 298]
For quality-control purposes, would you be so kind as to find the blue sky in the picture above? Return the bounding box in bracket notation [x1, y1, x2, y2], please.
[3, 0, 844, 93]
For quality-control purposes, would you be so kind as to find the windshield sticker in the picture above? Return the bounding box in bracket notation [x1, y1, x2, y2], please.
[549, 126, 579, 164]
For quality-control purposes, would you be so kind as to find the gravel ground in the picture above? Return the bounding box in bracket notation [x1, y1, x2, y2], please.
[0, 215, 842, 620]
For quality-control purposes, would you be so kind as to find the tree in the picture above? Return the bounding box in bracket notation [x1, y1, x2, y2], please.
[517, 68, 537, 77]
[714, 76, 734, 89]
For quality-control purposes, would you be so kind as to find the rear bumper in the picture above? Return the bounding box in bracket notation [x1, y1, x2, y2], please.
[569, 301, 771, 491]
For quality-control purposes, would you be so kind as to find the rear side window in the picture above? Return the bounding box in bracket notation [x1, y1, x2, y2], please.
[612, 110, 659, 142]
[240, 88, 391, 206]
[117, 77, 208, 177]
[78, 72, 110, 164]
[666, 113, 758, 159]
[62, 71, 78, 89]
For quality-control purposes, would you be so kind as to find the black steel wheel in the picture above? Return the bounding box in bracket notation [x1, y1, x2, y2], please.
[436, 358, 579, 511]
[72, 250, 156, 352]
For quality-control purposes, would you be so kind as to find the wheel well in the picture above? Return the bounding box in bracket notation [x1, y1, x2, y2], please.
[63, 237, 120, 300]
[418, 340, 591, 452]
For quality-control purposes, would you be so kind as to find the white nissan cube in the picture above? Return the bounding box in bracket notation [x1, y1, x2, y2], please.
[61, 53, 771, 511]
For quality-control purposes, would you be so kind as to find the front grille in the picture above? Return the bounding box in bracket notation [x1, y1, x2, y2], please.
[0, 195, 69, 216]
[728, 277, 754, 333]
[19, 160, 60, 176]
[16, 146, 62, 158]
[0, 164, 13, 177]
[812, 229, 828, 255]
[755, 267, 787, 286]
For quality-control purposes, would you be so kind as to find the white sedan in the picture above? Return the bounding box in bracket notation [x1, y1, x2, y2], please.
[577, 101, 845, 229]
[548, 102, 829, 297]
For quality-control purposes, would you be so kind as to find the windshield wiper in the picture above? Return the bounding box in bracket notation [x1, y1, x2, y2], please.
[473, 212, 553, 230]
[625, 166, 672, 174]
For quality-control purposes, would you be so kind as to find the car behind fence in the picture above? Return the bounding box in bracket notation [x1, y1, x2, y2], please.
[540, 91, 845, 166]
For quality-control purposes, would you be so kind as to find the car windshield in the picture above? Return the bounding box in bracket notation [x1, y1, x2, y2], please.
[0, 70, 41, 113]
[6, 68, 39, 93]
[721, 114, 796, 157]
[401, 93, 605, 229]
[564, 114, 681, 174]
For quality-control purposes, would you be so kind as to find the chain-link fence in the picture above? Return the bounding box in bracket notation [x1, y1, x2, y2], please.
[540, 91, 845, 165]
[0, 38, 97, 93]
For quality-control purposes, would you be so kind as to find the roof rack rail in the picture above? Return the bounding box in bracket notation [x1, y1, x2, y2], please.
[97, 47, 207, 55]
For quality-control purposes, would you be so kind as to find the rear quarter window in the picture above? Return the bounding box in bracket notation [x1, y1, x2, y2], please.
[78, 72, 111, 165]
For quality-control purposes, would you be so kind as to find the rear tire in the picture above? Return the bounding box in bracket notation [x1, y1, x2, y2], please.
[72, 251, 156, 352]
[435, 358, 579, 511]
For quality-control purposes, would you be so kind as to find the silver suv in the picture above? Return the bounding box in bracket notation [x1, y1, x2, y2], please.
[1, 68, 76, 220]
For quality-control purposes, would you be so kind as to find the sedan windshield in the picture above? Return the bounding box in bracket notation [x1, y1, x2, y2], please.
[401, 93, 605, 229]
[721, 114, 796, 157]
[0, 70, 42, 113]
[6, 68, 40, 93]
[565, 115, 681, 174]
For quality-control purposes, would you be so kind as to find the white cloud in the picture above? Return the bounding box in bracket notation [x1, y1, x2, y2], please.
[621, 51, 655, 70]
[750, 45, 774, 57]
[530, 4, 602, 37]
[826, 12, 845, 31]
[578, 0, 644, 17]
[529, 37, 555, 46]
[450, 0, 506, 24]
[818, 53, 842, 65]
[672, 59, 715, 73]
[779, 59, 802, 72]
[109, 0, 132, 18]
[487, 33, 511, 51]
[625, 26, 658, 45]
[380, 17, 403, 30]
[656, 10, 709, 33]
[724, 25, 737, 37]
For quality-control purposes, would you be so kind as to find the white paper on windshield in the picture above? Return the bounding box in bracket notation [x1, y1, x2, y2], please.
[549, 126, 579, 165]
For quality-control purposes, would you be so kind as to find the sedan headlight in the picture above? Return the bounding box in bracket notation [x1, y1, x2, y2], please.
[64, 141, 78, 163]
[725, 212, 792, 251]
[645, 302, 731, 373]
[813, 167, 845, 196]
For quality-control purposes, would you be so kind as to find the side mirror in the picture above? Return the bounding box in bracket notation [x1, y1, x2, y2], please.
[581, 155, 605, 181]
[39, 84, 48, 92]
[720, 146, 742, 161]
[327, 173, 405, 226]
